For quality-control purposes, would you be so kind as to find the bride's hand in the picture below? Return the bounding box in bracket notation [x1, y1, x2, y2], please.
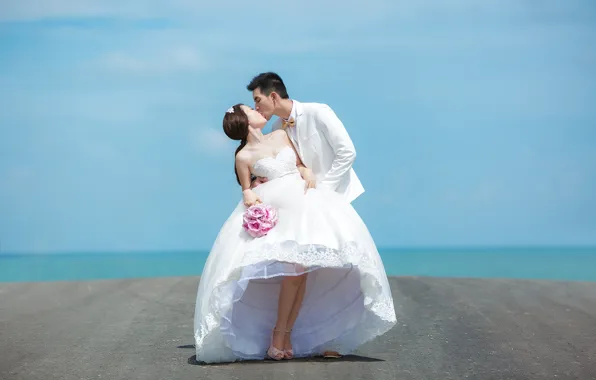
[242, 189, 261, 207]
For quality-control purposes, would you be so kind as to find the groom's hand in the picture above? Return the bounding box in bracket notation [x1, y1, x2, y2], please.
[302, 171, 317, 193]
[304, 178, 316, 192]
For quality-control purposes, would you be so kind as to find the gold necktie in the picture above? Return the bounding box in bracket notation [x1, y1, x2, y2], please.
[282, 117, 295, 129]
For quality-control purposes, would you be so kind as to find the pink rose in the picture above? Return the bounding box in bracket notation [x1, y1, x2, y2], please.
[264, 207, 272, 219]
[243, 214, 254, 225]
[265, 205, 278, 220]
[260, 221, 273, 230]
[248, 205, 265, 219]
[247, 220, 261, 231]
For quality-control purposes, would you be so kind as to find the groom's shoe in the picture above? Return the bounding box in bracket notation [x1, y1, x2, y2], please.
[322, 350, 342, 359]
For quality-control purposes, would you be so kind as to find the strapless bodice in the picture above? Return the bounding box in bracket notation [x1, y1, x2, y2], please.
[252, 146, 299, 180]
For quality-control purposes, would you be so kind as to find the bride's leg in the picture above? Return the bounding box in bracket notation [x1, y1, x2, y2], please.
[283, 273, 342, 359]
[283, 273, 307, 358]
[269, 275, 302, 359]
[286, 274, 307, 328]
[284, 272, 342, 359]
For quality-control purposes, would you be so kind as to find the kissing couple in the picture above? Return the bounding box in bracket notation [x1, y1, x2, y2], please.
[193, 72, 396, 363]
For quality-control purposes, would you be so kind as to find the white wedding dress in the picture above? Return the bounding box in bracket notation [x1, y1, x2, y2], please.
[193, 146, 396, 363]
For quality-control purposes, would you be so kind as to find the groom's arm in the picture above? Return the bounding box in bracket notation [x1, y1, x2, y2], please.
[314, 105, 356, 191]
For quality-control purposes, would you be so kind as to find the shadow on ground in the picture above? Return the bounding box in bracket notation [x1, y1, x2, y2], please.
[181, 343, 384, 366]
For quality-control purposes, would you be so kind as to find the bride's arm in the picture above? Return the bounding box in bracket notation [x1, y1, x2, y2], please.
[236, 155, 261, 206]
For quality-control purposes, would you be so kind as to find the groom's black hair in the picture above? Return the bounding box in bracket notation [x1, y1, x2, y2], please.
[247, 72, 289, 99]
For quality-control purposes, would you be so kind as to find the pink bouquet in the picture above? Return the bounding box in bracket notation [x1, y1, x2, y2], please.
[242, 203, 279, 238]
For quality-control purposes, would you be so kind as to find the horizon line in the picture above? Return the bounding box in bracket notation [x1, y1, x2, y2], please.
[1, 244, 596, 256]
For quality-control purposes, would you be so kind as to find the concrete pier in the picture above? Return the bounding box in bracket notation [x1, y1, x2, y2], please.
[1, 276, 594, 379]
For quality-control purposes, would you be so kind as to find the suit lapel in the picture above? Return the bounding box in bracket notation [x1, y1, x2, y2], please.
[277, 116, 297, 152]
[292, 101, 305, 161]
[294, 100, 317, 167]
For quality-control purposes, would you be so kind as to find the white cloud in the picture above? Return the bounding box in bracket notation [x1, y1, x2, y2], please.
[0, 166, 35, 204]
[99, 45, 206, 76]
[0, 0, 565, 22]
[196, 127, 236, 156]
[0, 0, 176, 21]
[0, 0, 122, 21]
[1, 166, 33, 185]
[0, 0, 489, 23]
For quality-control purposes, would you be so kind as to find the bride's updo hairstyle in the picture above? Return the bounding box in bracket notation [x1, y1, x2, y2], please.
[223, 104, 250, 185]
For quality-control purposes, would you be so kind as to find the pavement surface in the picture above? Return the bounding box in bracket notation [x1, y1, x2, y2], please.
[1, 276, 595, 380]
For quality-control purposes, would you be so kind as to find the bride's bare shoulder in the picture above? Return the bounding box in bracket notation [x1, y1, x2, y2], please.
[268, 129, 291, 145]
[234, 148, 252, 165]
[269, 129, 287, 138]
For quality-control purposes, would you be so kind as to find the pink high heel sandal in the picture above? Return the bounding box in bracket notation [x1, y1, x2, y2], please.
[267, 328, 285, 360]
[283, 329, 294, 359]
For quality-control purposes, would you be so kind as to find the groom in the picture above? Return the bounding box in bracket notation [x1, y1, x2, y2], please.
[247, 72, 364, 203]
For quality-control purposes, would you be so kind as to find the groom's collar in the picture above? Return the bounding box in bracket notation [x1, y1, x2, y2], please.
[282, 99, 303, 121]
[292, 99, 304, 117]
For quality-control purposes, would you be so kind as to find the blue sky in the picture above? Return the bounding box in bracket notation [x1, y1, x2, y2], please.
[0, 1, 595, 253]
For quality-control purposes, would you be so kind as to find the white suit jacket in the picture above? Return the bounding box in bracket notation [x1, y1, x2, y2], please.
[272, 100, 364, 203]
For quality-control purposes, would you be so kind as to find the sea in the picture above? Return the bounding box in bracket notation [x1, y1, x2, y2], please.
[1, 246, 595, 283]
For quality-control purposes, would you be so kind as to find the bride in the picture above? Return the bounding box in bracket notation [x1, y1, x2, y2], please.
[193, 104, 397, 363]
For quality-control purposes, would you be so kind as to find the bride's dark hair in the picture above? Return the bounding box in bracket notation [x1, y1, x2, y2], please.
[222, 104, 250, 185]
